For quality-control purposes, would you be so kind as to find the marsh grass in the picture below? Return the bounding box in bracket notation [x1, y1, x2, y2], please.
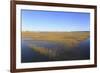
[22, 31, 89, 47]
[29, 45, 57, 58]
[22, 31, 90, 61]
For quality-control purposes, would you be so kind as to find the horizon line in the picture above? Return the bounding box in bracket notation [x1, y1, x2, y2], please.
[22, 31, 90, 32]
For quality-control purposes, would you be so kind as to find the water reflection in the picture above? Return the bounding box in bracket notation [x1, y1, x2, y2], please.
[21, 38, 90, 63]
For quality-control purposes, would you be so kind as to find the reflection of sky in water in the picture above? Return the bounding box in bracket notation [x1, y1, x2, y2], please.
[21, 38, 90, 63]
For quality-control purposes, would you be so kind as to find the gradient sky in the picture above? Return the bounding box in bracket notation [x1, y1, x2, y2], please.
[21, 10, 90, 32]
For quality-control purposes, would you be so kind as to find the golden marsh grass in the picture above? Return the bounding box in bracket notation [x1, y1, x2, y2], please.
[22, 31, 90, 58]
[22, 31, 89, 47]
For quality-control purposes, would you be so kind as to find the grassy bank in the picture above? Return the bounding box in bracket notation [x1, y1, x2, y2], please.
[22, 31, 89, 47]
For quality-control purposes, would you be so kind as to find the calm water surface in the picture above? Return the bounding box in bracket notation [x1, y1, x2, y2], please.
[21, 38, 90, 63]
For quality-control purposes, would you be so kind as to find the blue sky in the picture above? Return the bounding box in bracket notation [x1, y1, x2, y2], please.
[21, 10, 90, 32]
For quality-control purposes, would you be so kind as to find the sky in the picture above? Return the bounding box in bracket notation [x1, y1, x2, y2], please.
[21, 10, 90, 32]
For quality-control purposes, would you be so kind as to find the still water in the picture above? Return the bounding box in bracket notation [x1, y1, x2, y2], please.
[21, 38, 90, 63]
